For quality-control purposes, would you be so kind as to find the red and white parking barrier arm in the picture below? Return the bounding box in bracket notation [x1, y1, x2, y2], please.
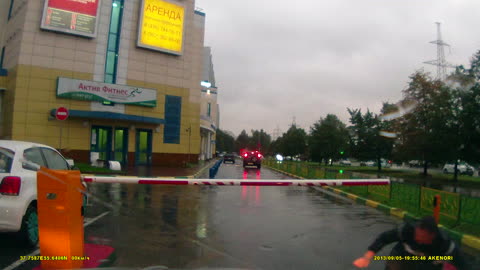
[82, 176, 390, 186]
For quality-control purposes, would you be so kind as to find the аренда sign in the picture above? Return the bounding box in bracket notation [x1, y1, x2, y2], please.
[137, 0, 185, 55]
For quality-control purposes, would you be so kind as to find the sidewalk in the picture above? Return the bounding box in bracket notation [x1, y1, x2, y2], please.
[264, 163, 480, 252]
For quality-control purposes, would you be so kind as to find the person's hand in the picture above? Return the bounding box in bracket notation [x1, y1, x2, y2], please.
[353, 251, 375, 268]
[353, 257, 371, 268]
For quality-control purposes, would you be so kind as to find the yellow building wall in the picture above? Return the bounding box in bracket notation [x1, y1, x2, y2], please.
[1, 67, 16, 139]
[126, 79, 201, 155]
[5, 65, 200, 155]
[10, 65, 92, 149]
[0, 76, 6, 88]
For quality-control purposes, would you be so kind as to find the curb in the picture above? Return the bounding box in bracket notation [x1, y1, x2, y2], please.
[267, 165, 304, 179]
[322, 184, 480, 250]
[188, 159, 220, 179]
[264, 163, 480, 251]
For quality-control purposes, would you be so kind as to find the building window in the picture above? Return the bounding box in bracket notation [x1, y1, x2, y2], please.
[8, 0, 14, 20]
[207, 103, 211, 117]
[0, 91, 4, 126]
[104, 0, 124, 85]
[164, 95, 182, 144]
[0, 47, 6, 75]
[0, 47, 5, 67]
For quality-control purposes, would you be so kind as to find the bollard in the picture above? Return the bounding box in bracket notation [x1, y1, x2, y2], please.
[37, 167, 85, 269]
[208, 160, 223, 179]
[433, 195, 441, 224]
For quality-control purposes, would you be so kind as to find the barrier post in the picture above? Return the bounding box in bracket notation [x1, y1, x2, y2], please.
[37, 167, 85, 269]
[433, 194, 441, 224]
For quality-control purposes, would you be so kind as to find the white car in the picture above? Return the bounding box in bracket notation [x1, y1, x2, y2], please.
[339, 159, 352, 166]
[380, 159, 392, 168]
[408, 160, 422, 168]
[443, 162, 474, 176]
[360, 160, 375, 167]
[0, 140, 79, 246]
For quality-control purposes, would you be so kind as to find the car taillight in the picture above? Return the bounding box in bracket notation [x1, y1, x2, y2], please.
[257, 153, 262, 158]
[0, 176, 21, 196]
[244, 153, 248, 158]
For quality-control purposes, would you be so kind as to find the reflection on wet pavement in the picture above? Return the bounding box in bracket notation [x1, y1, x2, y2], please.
[79, 162, 480, 269]
[1, 161, 478, 270]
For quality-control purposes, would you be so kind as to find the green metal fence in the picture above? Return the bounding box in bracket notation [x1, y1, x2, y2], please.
[367, 184, 391, 203]
[390, 182, 421, 214]
[460, 196, 480, 225]
[421, 188, 460, 220]
[264, 159, 480, 231]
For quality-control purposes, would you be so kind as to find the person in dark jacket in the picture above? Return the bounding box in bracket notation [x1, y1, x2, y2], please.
[353, 216, 470, 270]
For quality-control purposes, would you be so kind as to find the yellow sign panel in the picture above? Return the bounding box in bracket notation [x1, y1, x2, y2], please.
[138, 0, 184, 55]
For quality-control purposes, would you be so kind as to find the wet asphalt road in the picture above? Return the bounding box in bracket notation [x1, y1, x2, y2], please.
[1, 160, 479, 270]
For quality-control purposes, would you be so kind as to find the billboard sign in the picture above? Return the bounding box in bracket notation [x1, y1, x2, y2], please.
[57, 78, 157, 107]
[137, 0, 185, 55]
[40, 0, 101, 38]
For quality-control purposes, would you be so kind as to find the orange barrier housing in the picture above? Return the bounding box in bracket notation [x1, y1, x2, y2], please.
[37, 167, 85, 269]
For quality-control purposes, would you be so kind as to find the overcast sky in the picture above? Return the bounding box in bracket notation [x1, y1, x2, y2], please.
[195, 0, 480, 137]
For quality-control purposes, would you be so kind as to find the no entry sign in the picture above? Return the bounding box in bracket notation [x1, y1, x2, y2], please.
[55, 107, 69, 121]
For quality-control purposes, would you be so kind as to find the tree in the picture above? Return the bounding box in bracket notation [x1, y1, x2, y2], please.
[309, 114, 349, 164]
[248, 129, 272, 154]
[348, 109, 377, 161]
[443, 50, 480, 180]
[348, 105, 395, 171]
[270, 136, 283, 156]
[274, 125, 307, 158]
[215, 129, 235, 153]
[395, 71, 454, 176]
[235, 130, 250, 152]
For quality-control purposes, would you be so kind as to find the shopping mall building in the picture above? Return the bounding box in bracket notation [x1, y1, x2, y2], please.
[0, 0, 216, 167]
[199, 46, 218, 161]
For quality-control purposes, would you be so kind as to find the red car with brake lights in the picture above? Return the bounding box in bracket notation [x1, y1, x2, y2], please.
[242, 150, 262, 169]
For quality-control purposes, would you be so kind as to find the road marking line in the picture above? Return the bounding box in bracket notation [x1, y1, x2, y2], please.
[84, 211, 110, 227]
[2, 211, 110, 270]
[2, 249, 40, 270]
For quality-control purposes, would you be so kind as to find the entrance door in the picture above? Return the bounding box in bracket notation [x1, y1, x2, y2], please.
[135, 129, 152, 166]
[114, 128, 128, 167]
[91, 126, 113, 161]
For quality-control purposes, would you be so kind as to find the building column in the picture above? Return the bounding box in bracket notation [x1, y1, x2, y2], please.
[207, 132, 211, 159]
[200, 132, 205, 161]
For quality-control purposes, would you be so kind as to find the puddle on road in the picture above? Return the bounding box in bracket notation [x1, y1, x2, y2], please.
[291, 233, 306, 239]
[259, 244, 274, 251]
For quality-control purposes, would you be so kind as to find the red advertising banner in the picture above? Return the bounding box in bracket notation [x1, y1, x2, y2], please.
[47, 0, 98, 16]
[41, 0, 100, 37]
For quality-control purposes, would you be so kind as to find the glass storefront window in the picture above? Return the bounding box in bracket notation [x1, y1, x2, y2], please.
[98, 129, 108, 160]
[114, 129, 126, 163]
